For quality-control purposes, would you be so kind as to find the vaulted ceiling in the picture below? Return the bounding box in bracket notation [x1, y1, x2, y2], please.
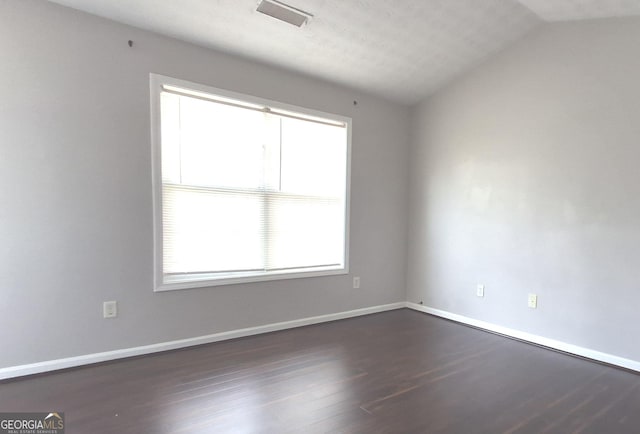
[47, 0, 640, 105]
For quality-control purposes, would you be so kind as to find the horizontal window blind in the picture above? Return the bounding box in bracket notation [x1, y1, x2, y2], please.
[154, 76, 350, 288]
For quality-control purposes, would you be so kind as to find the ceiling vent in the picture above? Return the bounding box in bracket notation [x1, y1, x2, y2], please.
[256, 0, 313, 27]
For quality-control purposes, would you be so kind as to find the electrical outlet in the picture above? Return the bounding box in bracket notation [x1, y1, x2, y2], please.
[528, 293, 537, 309]
[103, 301, 118, 318]
[477, 284, 485, 297]
[353, 276, 361, 289]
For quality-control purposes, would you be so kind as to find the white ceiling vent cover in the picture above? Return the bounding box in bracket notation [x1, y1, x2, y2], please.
[256, 0, 313, 27]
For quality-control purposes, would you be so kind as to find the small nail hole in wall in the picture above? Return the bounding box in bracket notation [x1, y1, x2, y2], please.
[353, 100, 358, 106]
[128, 40, 133, 47]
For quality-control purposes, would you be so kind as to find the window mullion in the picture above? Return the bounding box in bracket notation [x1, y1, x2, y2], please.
[263, 115, 282, 272]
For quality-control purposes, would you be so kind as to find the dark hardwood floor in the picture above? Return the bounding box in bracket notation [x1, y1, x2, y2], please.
[2, 309, 639, 433]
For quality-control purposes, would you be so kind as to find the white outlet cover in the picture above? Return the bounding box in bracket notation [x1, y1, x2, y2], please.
[353, 277, 361, 289]
[103, 301, 118, 318]
[528, 294, 537, 309]
[477, 284, 485, 297]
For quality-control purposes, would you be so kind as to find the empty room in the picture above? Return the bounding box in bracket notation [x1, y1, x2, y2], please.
[2, 0, 640, 432]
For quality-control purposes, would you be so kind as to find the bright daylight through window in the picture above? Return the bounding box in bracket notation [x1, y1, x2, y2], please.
[151, 75, 351, 290]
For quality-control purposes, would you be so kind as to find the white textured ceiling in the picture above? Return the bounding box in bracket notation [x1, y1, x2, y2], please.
[46, 0, 640, 104]
[515, 0, 640, 21]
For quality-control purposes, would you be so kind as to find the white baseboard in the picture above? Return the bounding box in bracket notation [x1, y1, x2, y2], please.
[0, 302, 405, 380]
[6, 301, 636, 380]
[405, 302, 640, 373]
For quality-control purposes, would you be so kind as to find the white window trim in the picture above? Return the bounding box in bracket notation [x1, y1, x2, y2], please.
[150, 73, 352, 291]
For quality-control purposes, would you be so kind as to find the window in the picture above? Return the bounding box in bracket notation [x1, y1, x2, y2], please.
[150, 74, 351, 291]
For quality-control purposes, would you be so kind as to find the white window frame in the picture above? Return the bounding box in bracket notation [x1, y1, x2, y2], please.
[150, 74, 352, 291]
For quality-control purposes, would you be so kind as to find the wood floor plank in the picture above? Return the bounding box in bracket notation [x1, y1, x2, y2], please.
[1, 309, 639, 433]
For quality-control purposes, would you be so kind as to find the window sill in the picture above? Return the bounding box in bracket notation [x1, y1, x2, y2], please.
[154, 266, 349, 292]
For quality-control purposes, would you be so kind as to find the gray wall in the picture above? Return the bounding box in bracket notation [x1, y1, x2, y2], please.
[408, 17, 640, 361]
[0, 1, 410, 368]
[5, 1, 639, 371]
